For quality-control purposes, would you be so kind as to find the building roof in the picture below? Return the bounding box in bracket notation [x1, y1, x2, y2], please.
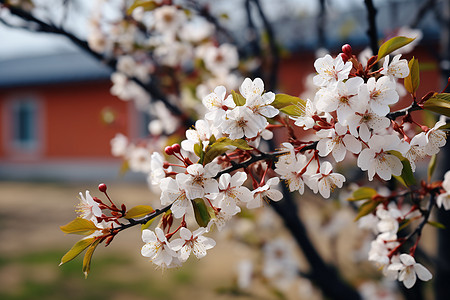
[0, 50, 112, 88]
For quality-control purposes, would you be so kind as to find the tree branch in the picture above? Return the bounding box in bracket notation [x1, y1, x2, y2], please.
[364, 0, 378, 56]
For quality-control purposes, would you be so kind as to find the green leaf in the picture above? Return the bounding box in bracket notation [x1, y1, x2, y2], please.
[192, 198, 213, 227]
[279, 105, 304, 117]
[428, 154, 437, 182]
[82, 238, 101, 278]
[427, 220, 446, 229]
[404, 57, 420, 95]
[126, 0, 157, 15]
[348, 187, 377, 201]
[60, 237, 96, 266]
[60, 218, 100, 235]
[231, 90, 246, 106]
[124, 205, 154, 219]
[423, 93, 450, 117]
[388, 151, 416, 187]
[377, 36, 416, 61]
[203, 137, 252, 165]
[194, 142, 204, 163]
[272, 94, 306, 109]
[354, 199, 379, 221]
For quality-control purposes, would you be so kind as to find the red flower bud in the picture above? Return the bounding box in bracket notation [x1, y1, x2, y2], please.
[98, 183, 107, 193]
[164, 146, 174, 155]
[163, 161, 170, 169]
[342, 44, 352, 56]
[172, 143, 181, 153]
[340, 53, 349, 62]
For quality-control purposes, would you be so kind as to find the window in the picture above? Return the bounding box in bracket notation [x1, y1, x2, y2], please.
[3, 95, 43, 157]
[12, 100, 37, 149]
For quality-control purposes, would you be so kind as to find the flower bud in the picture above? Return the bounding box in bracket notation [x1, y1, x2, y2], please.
[164, 146, 174, 155]
[98, 183, 107, 193]
[163, 161, 171, 169]
[340, 53, 349, 63]
[172, 143, 181, 153]
[342, 44, 352, 56]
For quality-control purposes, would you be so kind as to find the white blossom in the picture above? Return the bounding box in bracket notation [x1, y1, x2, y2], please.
[309, 161, 346, 198]
[316, 123, 362, 162]
[313, 54, 352, 87]
[387, 254, 432, 288]
[76, 191, 102, 221]
[247, 177, 283, 209]
[381, 54, 410, 79]
[141, 228, 178, 268]
[169, 227, 216, 261]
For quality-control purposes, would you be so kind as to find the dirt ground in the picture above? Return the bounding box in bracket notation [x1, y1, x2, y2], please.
[0, 181, 297, 300]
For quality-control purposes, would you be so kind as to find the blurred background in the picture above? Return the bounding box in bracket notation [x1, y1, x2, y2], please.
[0, 0, 448, 299]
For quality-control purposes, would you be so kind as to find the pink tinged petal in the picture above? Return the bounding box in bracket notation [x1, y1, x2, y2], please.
[231, 171, 247, 187]
[359, 123, 371, 143]
[258, 105, 279, 118]
[219, 173, 231, 190]
[318, 178, 331, 198]
[399, 254, 416, 266]
[142, 229, 157, 243]
[331, 173, 345, 188]
[193, 242, 207, 259]
[400, 267, 417, 289]
[413, 264, 432, 281]
[171, 198, 192, 219]
[320, 161, 333, 175]
[343, 134, 362, 154]
[266, 189, 283, 201]
[214, 85, 227, 101]
[155, 227, 167, 242]
[180, 227, 193, 240]
[234, 186, 253, 203]
[317, 138, 334, 157]
[334, 123, 348, 135]
[370, 100, 390, 116]
[179, 245, 191, 261]
[204, 179, 219, 194]
[199, 236, 216, 250]
[141, 243, 158, 258]
[357, 149, 373, 171]
[223, 94, 236, 108]
[332, 142, 347, 162]
[169, 238, 185, 251]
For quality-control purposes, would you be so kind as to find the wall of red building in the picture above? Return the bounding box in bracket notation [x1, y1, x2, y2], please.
[0, 80, 131, 160]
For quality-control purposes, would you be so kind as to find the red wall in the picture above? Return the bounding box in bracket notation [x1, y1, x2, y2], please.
[0, 80, 130, 160]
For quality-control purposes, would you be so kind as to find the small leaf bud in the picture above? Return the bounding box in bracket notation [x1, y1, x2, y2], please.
[98, 183, 107, 193]
[165, 146, 174, 155]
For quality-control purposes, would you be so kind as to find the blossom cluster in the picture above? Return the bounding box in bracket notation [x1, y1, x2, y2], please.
[60, 37, 450, 292]
[88, 0, 243, 135]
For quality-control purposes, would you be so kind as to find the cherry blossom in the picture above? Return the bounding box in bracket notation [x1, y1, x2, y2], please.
[160, 176, 193, 219]
[315, 77, 364, 120]
[202, 85, 236, 126]
[141, 228, 178, 268]
[76, 191, 102, 221]
[177, 163, 219, 200]
[316, 123, 362, 162]
[169, 227, 216, 261]
[309, 161, 346, 198]
[381, 54, 410, 79]
[247, 177, 283, 209]
[437, 170, 450, 210]
[215, 172, 253, 213]
[360, 76, 399, 116]
[313, 54, 352, 87]
[357, 135, 405, 181]
[221, 106, 267, 139]
[387, 254, 432, 289]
